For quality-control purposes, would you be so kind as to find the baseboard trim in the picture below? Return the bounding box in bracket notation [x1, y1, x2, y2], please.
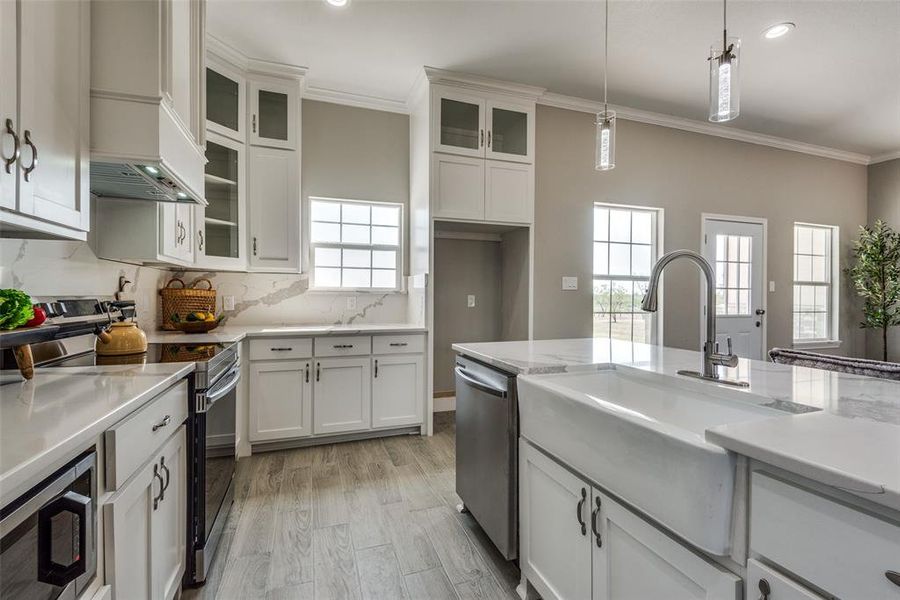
[249, 426, 421, 453]
[434, 396, 456, 412]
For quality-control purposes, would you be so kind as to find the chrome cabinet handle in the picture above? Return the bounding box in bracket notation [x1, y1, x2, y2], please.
[487, 130, 492, 148]
[253, 236, 258, 256]
[305, 362, 310, 383]
[333, 344, 353, 349]
[316, 362, 320, 382]
[576, 488, 587, 536]
[152, 414, 171, 432]
[160, 456, 170, 498]
[886, 571, 900, 588]
[198, 229, 204, 251]
[480, 129, 484, 147]
[152, 464, 164, 510]
[2, 118, 19, 174]
[252, 114, 257, 133]
[757, 578, 770, 600]
[389, 342, 408, 347]
[374, 359, 378, 378]
[270, 347, 293, 352]
[22, 130, 37, 181]
[590, 496, 602, 547]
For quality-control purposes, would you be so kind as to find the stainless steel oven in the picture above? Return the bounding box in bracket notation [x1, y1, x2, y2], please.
[0, 450, 96, 600]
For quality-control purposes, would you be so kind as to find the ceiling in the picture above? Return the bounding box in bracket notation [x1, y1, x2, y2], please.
[208, 0, 900, 159]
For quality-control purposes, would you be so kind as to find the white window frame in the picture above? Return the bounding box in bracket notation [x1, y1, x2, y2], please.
[792, 222, 840, 348]
[592, 202, 664, 345]
[309, 197, 404, 291]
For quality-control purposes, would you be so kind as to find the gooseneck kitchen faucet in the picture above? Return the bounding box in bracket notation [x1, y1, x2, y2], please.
[641, 249, 749, 387]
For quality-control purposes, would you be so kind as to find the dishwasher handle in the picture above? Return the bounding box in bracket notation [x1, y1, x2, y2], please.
[455, 366, 507, 398]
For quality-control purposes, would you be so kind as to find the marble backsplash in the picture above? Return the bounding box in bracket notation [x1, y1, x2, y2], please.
[1, 239, 410, 331]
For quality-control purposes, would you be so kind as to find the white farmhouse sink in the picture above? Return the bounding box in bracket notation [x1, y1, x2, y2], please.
[517, 366, 785, 556]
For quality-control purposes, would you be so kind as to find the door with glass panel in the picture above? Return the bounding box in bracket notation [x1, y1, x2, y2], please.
[198, 133, 245, 269]
[702, 218, 765, 360]
[485, 100, 533, 163]
[433, 89, 485, 158]
[249, 80, 297, 150]
[206, 60, 245, 142]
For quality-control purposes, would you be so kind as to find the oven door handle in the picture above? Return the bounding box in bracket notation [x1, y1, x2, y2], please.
[455, 367, 507, 398]
[204, 367, 240, 410]
[37, 490, 91, 587]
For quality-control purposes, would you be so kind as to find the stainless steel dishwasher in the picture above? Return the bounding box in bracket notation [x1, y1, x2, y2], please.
[455, 355, 518, 560]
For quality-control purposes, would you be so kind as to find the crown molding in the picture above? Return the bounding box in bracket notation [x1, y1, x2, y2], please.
[539, 92, 872, 166]
[301, 84, 409, 114]
[246, 58, 307, 81]
[423, 66, 546, 101]
[206, 34, 248, 70]
[869, 150, 900, 165]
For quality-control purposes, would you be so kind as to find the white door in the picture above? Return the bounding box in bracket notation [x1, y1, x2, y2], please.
[432, 153, 484, 220]
[249, 79, 298, 150]
[152, 428, 186, 600]
[249, 360, 312, 442]
[18, 0, 90, 232]
[249, 145, 300, 271]
[484, 160, 533, 224]
[432, 89, 485, 158]
[520, 441, 592, 600]
[159, 203, 193, 264]
[206, 58, 246, 142]
[485, 100, 533, 164]
[702, 218, 766, 359]
[372, 354, 424, 428]
[592, 490, 741, 600]
[313, 356, 371, 435]
[0, 0, 16, 211]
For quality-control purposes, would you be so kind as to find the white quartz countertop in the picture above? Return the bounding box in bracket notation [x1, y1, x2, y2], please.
[0, 362, 194, 509]
[453, 338, 900, 511]
[147, 323, 427, 344]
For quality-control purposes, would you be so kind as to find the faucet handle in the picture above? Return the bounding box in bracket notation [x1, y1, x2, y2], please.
[726, 337, 733, 355]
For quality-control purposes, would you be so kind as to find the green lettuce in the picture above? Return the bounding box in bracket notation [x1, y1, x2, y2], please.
[0, 289, 34, 330]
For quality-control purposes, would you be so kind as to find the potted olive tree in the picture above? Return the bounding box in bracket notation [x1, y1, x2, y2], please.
[847, 220, 900, 361]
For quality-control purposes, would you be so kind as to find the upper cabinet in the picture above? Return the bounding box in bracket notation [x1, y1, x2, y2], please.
[206, 57, 245, 143]
[196, 134, 246, 270]
[485, 100, 533, 163]
[434, 90, 485, 158]
[0, 0, 91, 240]
[249, 78, 299, 150]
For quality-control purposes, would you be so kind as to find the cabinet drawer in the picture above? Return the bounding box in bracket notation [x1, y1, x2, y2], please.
[372, 334, 425, 355]
[249, 337, 313, 360]
[750, 472, 900, 599]
[314, 335, 371, 357]
[105, 380, 188, 490]
[747, 559, 825, 600]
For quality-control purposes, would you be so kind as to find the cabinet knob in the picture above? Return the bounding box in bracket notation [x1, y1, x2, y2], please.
[152, 414, 171, 432]
[374, 359, 379, 378]
[2, 118, 20, 174]
[152, 464, 164, 511]
[316, 362, 320, 382]
[757, 578, 771, 600]
[576, 487, 587, 536]
[21, 130, 37, 182]
[590, 496, 602, 547]
[253, 236, 258, 256]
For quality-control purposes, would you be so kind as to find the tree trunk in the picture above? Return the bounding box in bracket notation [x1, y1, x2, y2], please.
[884, 325, 889, 362]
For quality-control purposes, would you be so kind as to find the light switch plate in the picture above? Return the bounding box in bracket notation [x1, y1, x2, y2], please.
[347, 296, 357, 310]
[467, 294, 476, 308]
[223, 295, 235, 311]
[562, 276, 578, 291]
[769, 281, 776, 292]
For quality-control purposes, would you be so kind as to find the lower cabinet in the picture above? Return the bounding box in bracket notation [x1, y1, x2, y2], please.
[104, 425, 186, 600]
[249, 359, 312, 442]
[313, 356, 372, 435]
[372, 354, 424, 428]
[746, 560, 825, 600]
[520, 440, 741, 600]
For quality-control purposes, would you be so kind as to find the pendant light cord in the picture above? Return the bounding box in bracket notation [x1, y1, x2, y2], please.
[603, 0, 609, 114]
[722, 0, 728, 52]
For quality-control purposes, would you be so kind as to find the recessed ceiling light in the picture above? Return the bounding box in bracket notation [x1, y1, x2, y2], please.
[763, 22, 795, 39]
[325, 0, 349, 6]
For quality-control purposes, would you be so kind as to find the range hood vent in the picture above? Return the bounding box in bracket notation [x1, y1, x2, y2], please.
[90, 162, 206, 205]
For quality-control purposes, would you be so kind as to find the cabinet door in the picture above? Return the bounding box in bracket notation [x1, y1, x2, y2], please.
[0, 0, 16, 211]
[746, 560, 826, 600]
[248, 145, 300, 272]
[152, 427, 186, 600]
[372, 354, 424, 428]
[198, 132, 246, 270]
[104, 452, 160, 600]
[484, 160, 533, 224]
[159, 203, 194, 264]
[520, 441, 592, 600]
[249, 80, 298, 150]
[249, 360, 312, 442]
[432, 153, 484, 221]
[313, 356, 371, 435]
[591, 490, 740, 600]
[486, 100, 533, 163]
[206, 59, 245, 142]
[433, 89, 485, 158]
[17, 0, 90, 232]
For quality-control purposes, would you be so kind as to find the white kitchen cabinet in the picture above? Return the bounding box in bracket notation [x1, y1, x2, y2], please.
[372, 354, 424, 428]
[520, 440, 741, 600]
[433, 89, 486, 159]
[0, 0, 90, 240]
[104, 425, 186, 600]
[485, 100, 534, 164]
[96, 198, 194, 267]
[485, 160, 533, 223]
[248, 144, 301, 272]
[249, 360, 312, 442]
[313, 356, 372, 435]
[196, 132, 246, 270]
[206, 57, 245, 143]
[746, 560, 826, 600]
[249, 78, 299, 150]
[432, 153, 485, 220]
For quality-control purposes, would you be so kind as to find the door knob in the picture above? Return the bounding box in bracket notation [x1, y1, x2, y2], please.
[755, 308, 766, 316]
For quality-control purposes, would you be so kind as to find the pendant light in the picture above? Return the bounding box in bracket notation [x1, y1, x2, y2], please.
[595, 0, 615, 171]
[708, 0, 740, 122]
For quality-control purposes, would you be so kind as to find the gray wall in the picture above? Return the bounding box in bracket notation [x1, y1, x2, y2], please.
[533, 105, 869, 357]
[301, 99, 410, 273]
[865, 158, 900, 361]
[500, 228, 530, 342]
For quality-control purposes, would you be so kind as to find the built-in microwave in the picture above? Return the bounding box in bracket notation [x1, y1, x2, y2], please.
[0, 450, 97, 600]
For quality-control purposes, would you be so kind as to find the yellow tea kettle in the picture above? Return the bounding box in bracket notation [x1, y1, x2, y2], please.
[95, 301, 148, 356]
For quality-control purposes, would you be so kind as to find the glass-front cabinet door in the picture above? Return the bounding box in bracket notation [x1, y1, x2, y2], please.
[486, 100, 533, 163]
[433, 89, 485, 158]
[197, 132, 245, 269]
[206, 58, 245, 142]
[249, 79, 297, 150]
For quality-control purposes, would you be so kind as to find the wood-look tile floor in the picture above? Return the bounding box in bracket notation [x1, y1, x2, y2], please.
[184, 413, 521, 600]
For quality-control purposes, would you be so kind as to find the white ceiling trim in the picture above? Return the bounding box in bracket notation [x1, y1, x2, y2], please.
[869, 150, 900, 165]
[539, 92, 873, 166]
[301, 84, 409, 114]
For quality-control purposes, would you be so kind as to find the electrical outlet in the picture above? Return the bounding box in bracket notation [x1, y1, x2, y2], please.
[562, 276, 578, 291]
[769, 281, 776, 292]
[223, 295, 235, 311]
[467, 294, 476, 308]
[347, 296, 357, 310]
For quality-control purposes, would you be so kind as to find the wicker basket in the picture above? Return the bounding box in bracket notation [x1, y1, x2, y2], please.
[159, 278, 216, 330]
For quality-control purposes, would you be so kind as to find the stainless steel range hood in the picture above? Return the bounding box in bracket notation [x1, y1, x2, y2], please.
[90, 162, 205, 205]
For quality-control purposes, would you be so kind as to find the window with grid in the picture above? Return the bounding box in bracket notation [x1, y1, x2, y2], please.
[714, 234, 752, 316]
[593, 205, 660, 343]
[793, 223, 838, 342]
[310, 198, 402, 289]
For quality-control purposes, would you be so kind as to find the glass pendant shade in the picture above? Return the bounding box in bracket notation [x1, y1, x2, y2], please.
[595, 110, 616, 171]
[708, 38, 740, 122]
